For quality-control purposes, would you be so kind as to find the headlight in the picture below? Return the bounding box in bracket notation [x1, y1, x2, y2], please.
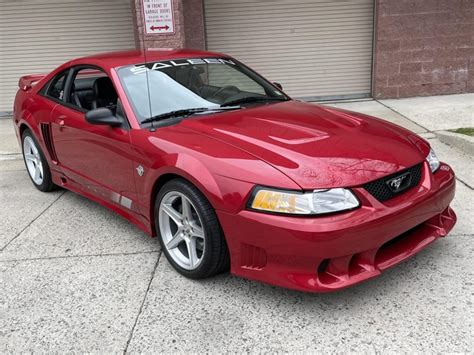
[249, 187, 359, 215]
[426, 148, 440, 173]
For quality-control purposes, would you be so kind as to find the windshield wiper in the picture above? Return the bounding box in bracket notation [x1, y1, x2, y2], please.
[221, 96, 288, 107]
[142, 106, 240, 124]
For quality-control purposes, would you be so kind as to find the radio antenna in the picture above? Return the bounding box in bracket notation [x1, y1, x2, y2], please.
[142, 11, 155, 132]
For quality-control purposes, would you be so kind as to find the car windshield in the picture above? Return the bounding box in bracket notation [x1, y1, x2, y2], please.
[117, 57, 289, 124]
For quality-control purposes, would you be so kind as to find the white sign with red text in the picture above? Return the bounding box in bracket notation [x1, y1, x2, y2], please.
[143, 0, 175, 34]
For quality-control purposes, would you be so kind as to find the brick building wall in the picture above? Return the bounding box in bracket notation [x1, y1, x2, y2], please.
[373, 0, 474, 98]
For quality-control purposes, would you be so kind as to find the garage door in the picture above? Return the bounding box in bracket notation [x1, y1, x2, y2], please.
[204, 0, 374, 100]
[0, 0, 136, 113]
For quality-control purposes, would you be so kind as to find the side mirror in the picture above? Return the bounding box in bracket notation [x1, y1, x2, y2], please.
[85, 108, 122, 127]
[273, 82, 283, 90]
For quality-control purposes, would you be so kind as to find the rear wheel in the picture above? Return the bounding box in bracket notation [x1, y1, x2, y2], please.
[22, 129, 57, 192]
[155, 178, 230, 279]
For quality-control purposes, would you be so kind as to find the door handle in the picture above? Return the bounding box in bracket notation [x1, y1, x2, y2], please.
[56, 115, 66, 127]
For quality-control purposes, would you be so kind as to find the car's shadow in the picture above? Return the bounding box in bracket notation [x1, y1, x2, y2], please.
[56, 189, 456, 306]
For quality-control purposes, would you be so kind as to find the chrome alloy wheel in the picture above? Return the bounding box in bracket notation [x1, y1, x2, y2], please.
[23, 136, 44, 185]
[159, 191, 206, 270]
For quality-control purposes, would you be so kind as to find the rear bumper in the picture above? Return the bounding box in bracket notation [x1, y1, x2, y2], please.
[217, 162, 456, 292]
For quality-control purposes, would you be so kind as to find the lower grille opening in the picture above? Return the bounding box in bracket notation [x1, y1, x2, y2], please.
[348, 254, 366, 277]
[375, 224, 423, 265]
[317, 258, 330, 274]
[314, 208, 455, 288]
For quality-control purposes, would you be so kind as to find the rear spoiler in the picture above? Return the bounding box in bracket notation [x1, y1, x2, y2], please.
[18, 74, 45, 91]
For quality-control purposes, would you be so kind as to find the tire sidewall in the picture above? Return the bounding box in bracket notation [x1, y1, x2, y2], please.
[155, 179, 225, 279]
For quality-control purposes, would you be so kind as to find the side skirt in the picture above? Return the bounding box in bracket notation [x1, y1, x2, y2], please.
[51, 172, 154, 237]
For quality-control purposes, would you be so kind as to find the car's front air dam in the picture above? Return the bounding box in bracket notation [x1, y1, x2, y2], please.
[217, 162, 456, 292]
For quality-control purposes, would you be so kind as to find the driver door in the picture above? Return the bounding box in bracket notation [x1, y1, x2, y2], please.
[50, 65, 138, 212]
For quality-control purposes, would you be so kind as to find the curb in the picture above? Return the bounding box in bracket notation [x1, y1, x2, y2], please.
[435, 130, 474, 156]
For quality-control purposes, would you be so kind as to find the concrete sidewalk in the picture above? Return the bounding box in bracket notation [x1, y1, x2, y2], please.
[1, 94, 473, 353]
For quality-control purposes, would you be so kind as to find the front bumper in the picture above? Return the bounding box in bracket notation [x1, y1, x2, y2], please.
[217, 162, 456, 292]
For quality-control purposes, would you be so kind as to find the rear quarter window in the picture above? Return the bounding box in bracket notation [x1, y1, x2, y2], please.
[43, 70, 69, 100]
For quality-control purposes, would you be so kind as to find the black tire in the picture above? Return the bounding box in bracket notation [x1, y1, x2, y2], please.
[155, 178, 230, 279]
[22, 129, 58, 192]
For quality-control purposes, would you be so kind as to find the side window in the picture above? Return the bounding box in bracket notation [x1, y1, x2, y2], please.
[46, 70, 68, 100]
[69, 67, 118, 112]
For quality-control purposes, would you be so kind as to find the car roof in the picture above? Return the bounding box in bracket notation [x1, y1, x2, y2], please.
[70, 48, 229, 70]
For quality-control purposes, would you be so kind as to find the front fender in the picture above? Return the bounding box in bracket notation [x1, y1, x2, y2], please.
[147, 152, 225, 211]
[131, 127, 300, 224]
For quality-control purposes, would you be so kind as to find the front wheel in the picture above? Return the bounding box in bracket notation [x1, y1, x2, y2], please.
[22, 129, 57, 192]
[155, 178, 230, 279]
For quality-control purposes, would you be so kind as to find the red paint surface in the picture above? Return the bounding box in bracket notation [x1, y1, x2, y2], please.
[13, 50, 457, 292]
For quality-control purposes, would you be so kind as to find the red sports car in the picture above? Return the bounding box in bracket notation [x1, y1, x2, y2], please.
[13, 49, 456, 292]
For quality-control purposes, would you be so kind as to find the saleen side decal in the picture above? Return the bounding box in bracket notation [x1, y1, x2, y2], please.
[131, 58, 235, 74]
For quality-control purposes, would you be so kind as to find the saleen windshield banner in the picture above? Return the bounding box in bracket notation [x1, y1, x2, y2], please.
[131, 58, 236, 74]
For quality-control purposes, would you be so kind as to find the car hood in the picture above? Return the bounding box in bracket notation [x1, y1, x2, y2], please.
[181, 100, 429, 189]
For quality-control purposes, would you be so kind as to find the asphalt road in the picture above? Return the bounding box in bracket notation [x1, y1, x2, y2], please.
[1, 96, 473, 352]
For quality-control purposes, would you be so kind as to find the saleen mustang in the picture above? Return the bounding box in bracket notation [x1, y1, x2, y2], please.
[13, 49, 456, 292]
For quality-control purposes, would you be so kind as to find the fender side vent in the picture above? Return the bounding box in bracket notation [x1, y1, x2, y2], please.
[40, 123, 58, 163]
[240, 243, 267, 270]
